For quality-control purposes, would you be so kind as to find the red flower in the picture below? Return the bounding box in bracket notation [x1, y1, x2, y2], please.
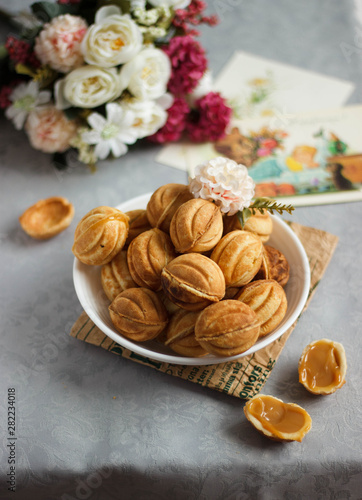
[5, 36, 40, 68]
[186, 92, 232, 142]
[163, 36, 208, 96]
[173, 0, 219, 36]
[148, 98, 190, 143]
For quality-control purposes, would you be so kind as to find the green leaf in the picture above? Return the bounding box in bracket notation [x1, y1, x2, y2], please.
[31, 2, 80, 22]
[15, 63, 35, 77]
[237, 208, 252, 228]
[0, 44, 7, 60]
[64, 107, 81, 121]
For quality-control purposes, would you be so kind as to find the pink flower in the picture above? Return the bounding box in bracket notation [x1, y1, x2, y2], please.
[163, 36, 208, 96]
[25, 106, 77, 153]
[186, 92, 232, 142]
[35, 14, 87, 73]
[148, 98, 190, 143]
[256, 148, 271, 157]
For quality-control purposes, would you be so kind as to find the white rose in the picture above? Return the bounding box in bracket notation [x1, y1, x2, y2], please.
[119, 98, 167, 138]
[81, 7, 143, 68]
[148, 0, 191, 8]
[119, 47, 171, 101]
[55, 66, 125, 109]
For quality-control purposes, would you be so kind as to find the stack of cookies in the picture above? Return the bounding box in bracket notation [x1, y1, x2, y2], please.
[72, 183, 290, 359]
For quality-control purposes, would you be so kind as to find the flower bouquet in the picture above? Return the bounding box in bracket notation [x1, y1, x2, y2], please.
[0, 0, 232, 169]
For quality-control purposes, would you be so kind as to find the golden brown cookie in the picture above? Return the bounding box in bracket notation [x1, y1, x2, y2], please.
[72, 206, 129, 266]
[165, 310, 207, 357]
[236, 279, 287, 337]
[195, 300, 260, 357]
[19, 196, 74, 240]
[125, 209, 152, 246]
[210, 230, 263, 287]
[254, 245, 290, 287]
[223, 210, 273, 242]
[146, 183, 193, 233]
[127, 228, 176, 291]
[170, 198, 223, 253]
[161, 253, 225, 311]
[109, 287, 168, 341]
[101, 250, 138, 301]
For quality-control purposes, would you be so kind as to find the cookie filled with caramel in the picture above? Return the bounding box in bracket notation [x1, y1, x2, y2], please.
[101, 250, 137, 302]
[211, 230, 263, 287]
[146, 183, 193, 233]
[170, 198, 223, 253]
[109, 287, 168, 342]
[72, 206, 129, 266]
[165, 309, 207, 357]
[127, 228, 176, 291]
[195, 300, 260, 357]
[161, 253, 225, 311]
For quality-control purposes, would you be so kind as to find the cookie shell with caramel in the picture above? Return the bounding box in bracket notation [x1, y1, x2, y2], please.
[236, 279, 287, 337]
[170, 198, 223, 253]
[161, 253, 225, 311]
[210, 230, 263, 287]
[72, 206, 129, 266]
[165, 310, 207, 357]
[101, 250, 137, 301]
[195, 300, 260, 357]
[146, 183, 193, 233]
[127, 228, 176, 291]
[109, 288, 168, 341]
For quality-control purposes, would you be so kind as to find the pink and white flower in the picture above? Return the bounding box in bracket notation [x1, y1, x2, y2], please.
[34, 14, 87, 73]
[189, 157, 255, 215]
[25, 106, 77, 153]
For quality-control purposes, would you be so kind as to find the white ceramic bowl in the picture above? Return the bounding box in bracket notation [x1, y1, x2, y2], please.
[73, 193, 310, 366]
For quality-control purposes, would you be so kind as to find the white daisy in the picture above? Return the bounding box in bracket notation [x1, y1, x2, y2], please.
[81, 103, 138, 160]
[5, 81, 51, 130]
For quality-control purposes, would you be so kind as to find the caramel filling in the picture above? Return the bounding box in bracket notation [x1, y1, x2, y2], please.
[299, 341, 343, 389]
[248, 396, 306, 436]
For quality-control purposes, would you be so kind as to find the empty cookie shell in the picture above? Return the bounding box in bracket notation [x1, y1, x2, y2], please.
[298, 339, 347, 395]
[19, 196, 74, 239]
[244, 394, 312, 442]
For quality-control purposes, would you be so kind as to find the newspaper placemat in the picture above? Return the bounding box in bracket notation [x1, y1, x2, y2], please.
[70, 222, 338, 399]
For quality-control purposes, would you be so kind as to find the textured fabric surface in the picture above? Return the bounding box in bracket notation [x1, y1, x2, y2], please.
[1, 0, 362, 498]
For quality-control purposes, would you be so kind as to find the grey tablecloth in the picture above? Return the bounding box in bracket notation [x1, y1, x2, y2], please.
[1, 1, 362, 499]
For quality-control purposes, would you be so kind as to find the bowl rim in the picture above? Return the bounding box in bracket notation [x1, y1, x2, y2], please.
[73, 192, 311, 366]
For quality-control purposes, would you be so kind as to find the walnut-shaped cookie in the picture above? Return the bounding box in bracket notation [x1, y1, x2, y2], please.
[146, 183, 193, 233]
[236, 279, 287, 337]
[170, 198, 223, 253]
[195, 300, 260, 357]
[223, 210, 273, 242]
[109, 288, 168, 341]
[101, 250, 137, 301]
[72, 206, 129, 266]
[127, 228, 176, 291]
[165, 310, 207, 357]
[125, 209, 152, 246]
[161, 253, 225, 311]
[254, 245, 290, 287]
[210, 230, 263, 287]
